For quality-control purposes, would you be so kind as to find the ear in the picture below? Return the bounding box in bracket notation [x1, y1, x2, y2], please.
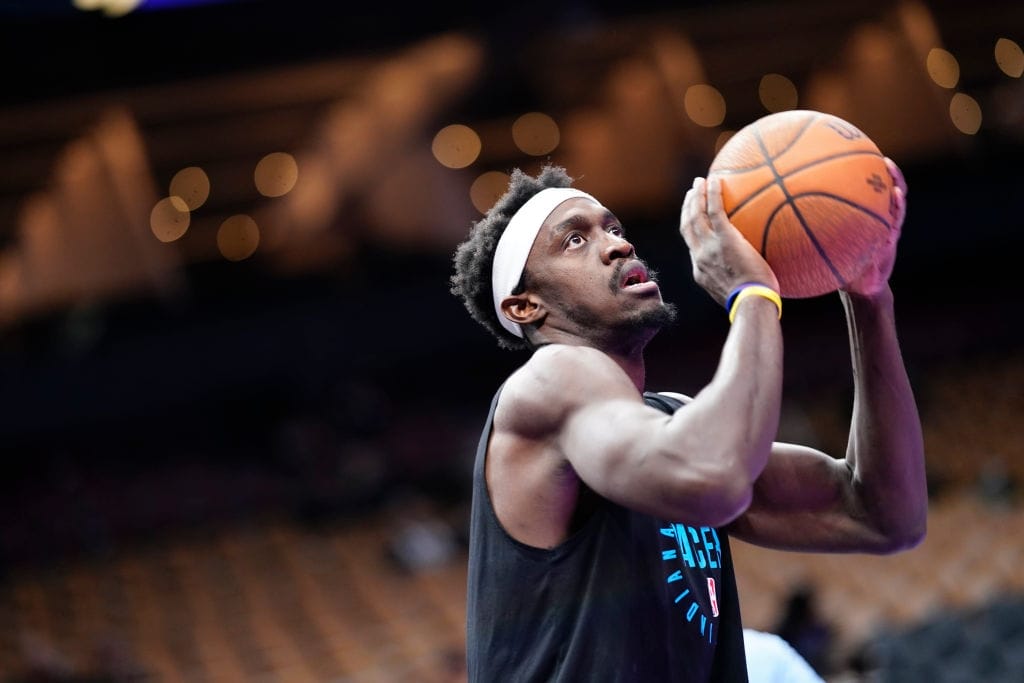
[500, 292, 546, 329]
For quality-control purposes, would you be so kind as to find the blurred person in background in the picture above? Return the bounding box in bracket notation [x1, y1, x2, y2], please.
[449, 162, 925, 681]
[743, 628, 824, 683]
[773, 584, 835, 675]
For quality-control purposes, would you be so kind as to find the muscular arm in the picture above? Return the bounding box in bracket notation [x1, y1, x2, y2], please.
[488, 175, 785, 546]
[573, 302, 782, 526]
[496, 296, 782, 533]
[727, 285, 927, 553]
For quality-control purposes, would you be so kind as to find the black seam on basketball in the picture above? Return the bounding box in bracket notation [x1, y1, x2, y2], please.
[726, 179, 776, 219]
[726, 150, 884, 219]
[760, 199, 847, 288]
[767, 112, 819, 162]
[720, 113, 831, 218]
[782, 150, 885, 184]
[713, 113, 819, 177]
[753, 125, 847, 287]
[788, 192, 892, 231]
[751, 129, 785, 256]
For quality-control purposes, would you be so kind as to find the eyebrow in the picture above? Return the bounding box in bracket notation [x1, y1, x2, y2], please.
[550, 210, 620, 236]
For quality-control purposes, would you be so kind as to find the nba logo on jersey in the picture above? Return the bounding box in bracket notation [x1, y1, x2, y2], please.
[707, 578, 719, 617]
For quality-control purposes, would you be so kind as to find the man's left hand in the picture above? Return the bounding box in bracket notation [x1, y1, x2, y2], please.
[844, 157, 907, 297]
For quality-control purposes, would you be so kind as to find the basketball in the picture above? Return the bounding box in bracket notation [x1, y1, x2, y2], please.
[708, 109, 898, 298]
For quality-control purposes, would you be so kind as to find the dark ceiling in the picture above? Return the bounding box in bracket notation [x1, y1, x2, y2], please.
[0, 0, 1021, 451]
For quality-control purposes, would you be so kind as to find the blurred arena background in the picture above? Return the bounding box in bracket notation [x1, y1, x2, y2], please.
[0, 0, 1022, 681]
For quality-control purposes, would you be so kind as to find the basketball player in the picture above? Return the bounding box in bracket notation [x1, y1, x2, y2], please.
[450, 162, 925, 681]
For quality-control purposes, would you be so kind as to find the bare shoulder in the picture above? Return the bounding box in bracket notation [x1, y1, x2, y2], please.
[495, 344, 638, 438]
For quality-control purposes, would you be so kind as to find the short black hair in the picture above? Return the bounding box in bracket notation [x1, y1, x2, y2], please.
[450, 164, 574, 350]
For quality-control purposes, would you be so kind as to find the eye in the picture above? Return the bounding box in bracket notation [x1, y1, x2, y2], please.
[565, 233, 585, 249]
[607, 225, 625, 238]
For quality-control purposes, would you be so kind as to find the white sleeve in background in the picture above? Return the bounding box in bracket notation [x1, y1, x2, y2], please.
[743, 628, 825, 683]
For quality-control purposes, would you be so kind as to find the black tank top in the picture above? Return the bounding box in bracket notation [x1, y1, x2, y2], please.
[466, 386, 748, 682]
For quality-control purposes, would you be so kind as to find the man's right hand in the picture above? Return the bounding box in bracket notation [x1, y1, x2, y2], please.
[679, 176, 779, 305]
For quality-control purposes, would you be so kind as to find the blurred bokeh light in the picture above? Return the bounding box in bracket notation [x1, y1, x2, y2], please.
[1, 1, 1023, 681]
[926, 47, 960, 89]
[995, 37, 1024, 78]
[758, 73, 799, 113]
[150, 195, 190, 242]
[254, 152, 299, 198]
[169, 166, 211, 210]
[431, 124, 482, 169]
[684, 83, 727, 127]
[469, 170, 510, 214]
[949, 92, 982, 134]
[511, 112, 560, 156]
[217, 214, 260, 261]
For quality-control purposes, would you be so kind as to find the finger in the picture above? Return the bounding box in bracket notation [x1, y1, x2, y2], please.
[679, 187, 702, 245]
[681, 179, 706, 224]
[890, 186, 907, 231]
[680, 185, 698, 224]
[680, 182, 712, 247]
[684, 177, 707, 225]
[884, 157, 908, 196]
[705, 175, 730, 232]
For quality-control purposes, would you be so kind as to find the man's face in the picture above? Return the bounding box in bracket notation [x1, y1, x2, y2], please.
[521, 197, 676, 341]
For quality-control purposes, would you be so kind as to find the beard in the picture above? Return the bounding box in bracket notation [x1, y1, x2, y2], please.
[611, 262, 677, 332]
[558, 262, 679, 336]
[619, 298, 678, 331]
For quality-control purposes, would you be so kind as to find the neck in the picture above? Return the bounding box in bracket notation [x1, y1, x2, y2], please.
[529, 327, 651, 393]
[605, 345, 647, 392]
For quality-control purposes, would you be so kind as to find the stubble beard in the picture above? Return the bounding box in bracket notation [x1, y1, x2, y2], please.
[609, 262, 678, 333]
[561, 263, 679, 339]
[622, 298, 678, 331]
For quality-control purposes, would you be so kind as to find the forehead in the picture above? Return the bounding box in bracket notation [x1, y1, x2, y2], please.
[540, 197, 612, 236]
[523, 198, 617, 277]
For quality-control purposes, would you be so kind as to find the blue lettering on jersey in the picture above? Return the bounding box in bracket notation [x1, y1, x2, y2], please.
[687, 526, 707, 568]
[677, 527, 697, 567]
[686, 602, 699, 621]
[701, 526, 722, 569]
[659, 524, 722, 645]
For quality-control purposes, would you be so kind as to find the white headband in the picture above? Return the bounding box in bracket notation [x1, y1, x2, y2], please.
[491, 187, 599, 338]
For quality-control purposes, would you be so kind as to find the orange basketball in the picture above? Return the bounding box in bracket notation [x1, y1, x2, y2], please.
[709, 109, 898, 298]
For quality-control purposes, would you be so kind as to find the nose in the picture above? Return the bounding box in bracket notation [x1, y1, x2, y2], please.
[602, 232, 635, 264]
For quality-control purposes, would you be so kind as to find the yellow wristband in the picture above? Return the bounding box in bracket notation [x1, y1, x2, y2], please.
[728, 285, 782, 324]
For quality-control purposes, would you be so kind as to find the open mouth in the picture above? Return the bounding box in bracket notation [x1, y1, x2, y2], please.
[619, 262, 651, 289]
